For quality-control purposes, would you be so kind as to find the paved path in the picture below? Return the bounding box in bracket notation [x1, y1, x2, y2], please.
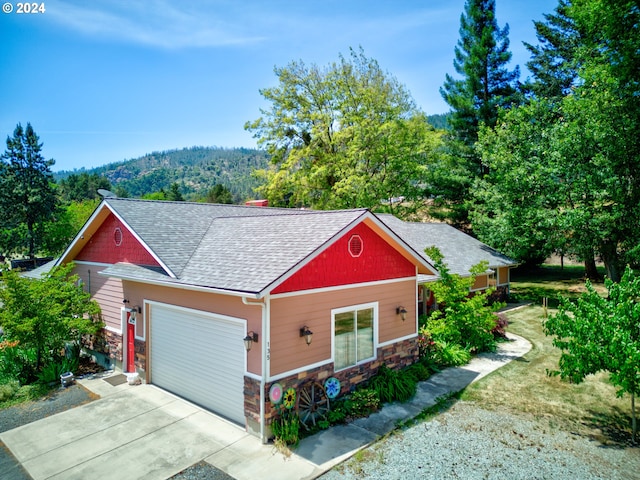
[0, 333, 530, 480]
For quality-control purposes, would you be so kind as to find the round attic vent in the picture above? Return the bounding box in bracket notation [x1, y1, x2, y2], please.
[348, 234, 363, 257]
[114, 227, 123, 246]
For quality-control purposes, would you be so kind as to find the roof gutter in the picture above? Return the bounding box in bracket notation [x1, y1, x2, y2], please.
[97, 269, 263, 299]
[242, 296, 268, 443]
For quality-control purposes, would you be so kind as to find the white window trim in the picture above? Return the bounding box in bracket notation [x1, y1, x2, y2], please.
[331, 302, 378, 372]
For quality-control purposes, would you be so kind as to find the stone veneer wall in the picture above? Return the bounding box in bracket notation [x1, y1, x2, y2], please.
[244, 337, 419, 430]
[84, 329, 147, 372]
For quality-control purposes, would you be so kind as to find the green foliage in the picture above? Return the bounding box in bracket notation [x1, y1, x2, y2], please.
[472, 0, 640, 281]
[342, 388, 381, 418]
[41, 199, 99, 256]
[204, 184, 233, 204]
[0, 122, 59, 258]
[57, 172, 112, 203]
[544, 265, 640, 439]
[270, 409, 300, 446]
[55, 146, 268, 202]
[0, 263, 102, 381]
[0, 379, 20, 402]
[368, 364, 417, 404]
[0, 341, 36, 384]
[421, 247, 501, 353]
[246, 47, 442, 213]
[405, 359, 435, 382]
[36, 355, 79, 385]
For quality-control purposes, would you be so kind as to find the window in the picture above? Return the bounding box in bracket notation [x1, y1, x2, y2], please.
[333, 303, 377, 371]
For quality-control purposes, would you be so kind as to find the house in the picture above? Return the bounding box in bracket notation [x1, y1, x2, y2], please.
[55, 198, 515, 442]
[376, 214, 517, 316]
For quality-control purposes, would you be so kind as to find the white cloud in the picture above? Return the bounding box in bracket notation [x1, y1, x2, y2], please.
[46, 0, 266, 48]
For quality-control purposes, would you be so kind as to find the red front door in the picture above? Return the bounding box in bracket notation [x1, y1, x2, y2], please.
[127, 311, 136, 372]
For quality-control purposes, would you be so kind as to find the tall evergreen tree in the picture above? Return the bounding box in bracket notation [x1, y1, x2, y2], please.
[523, 0, 581, 100]
[0, 123, 58, 259]
[440, 0, 520, 175]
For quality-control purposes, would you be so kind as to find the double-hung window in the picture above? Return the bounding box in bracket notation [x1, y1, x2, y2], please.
[333, 303, 377, 371]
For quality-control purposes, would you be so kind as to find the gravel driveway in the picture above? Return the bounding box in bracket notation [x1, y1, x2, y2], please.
[319, 401, 640, 480]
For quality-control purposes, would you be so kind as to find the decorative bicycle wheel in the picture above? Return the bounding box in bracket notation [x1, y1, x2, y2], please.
[324, 377, 341, 399]
[297, 381, 330, 429]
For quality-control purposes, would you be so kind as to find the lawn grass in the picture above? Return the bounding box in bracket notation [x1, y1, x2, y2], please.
[509, 264, 607, 308]
[462, 264, 634, 445]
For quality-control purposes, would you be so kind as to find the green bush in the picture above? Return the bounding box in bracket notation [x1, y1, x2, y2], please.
[405, 360, 434, 382]
[344, 388, 381, 418]
[36, 355, 79, 385]
[368, 364, 417, 403]
[437, 341, 472, 367]
[0, 379, 20, 402]
[0, 342, 37, 384]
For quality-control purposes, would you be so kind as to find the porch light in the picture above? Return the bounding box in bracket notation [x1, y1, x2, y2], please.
[396, 306, 407, 321]
[244, 331, 258, 352]
[300, 326, 313, 346]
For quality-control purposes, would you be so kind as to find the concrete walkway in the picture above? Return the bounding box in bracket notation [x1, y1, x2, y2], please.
[0, 333, 530, 480]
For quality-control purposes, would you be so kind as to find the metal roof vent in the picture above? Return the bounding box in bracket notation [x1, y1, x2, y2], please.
[114, 227, 123, 246]
[348, 234, 363, 257]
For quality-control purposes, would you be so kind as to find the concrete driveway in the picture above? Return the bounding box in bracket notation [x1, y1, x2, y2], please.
[0, 381, 319, 480]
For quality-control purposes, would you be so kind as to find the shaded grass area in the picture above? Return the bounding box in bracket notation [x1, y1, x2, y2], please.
[462, 304, 635, 446]
[509, 264, 606, 308]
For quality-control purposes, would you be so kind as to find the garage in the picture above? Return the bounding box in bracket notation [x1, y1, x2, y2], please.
[149, 302, 246, 425]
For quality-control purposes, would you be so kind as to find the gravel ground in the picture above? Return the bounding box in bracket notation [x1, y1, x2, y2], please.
[320, 401, 640, 480]
[0, 384, 96, 434]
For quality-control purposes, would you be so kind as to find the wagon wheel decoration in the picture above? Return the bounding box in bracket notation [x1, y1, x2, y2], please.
[296, 381, 330, 430]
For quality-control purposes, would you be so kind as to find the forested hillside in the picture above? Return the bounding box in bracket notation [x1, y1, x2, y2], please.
[55, 146, 269, 201]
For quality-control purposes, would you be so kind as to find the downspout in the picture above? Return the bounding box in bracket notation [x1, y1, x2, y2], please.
[242, 296, 267, 443]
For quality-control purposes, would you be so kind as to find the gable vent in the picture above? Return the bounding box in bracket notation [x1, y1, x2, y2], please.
[114, 227, 123, 247]
[348, 234, 363, 257]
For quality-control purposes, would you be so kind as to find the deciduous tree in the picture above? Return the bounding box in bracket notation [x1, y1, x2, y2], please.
[0, 263, 102, 380]
[246, 47, 441, 214]
[544, 266, 640, 441]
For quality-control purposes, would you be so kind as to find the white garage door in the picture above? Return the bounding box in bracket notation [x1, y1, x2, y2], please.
[150, 303, 246, 425]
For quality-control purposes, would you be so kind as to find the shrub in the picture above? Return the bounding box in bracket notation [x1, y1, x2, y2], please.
[437, 341, 471, 367]
[270, 410, 300, 446]
[492, 312, 509, 340]
[406, 360, 434, 382]
[0, 379, 20, 402]
[368, 364, 417, 403]
[344, 388, 381, 418]
[36, 356, 79, 385]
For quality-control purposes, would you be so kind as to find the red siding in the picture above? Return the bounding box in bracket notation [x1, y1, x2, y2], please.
[76, 213, 160, 266]
[272, 223, 415, 294]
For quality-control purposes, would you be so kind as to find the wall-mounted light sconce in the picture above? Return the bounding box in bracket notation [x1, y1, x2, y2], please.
[133, 305, 142, 314]
[300, 326, 313, 346]
[244, 331, 259, 352]
[396, 306, 407, 321]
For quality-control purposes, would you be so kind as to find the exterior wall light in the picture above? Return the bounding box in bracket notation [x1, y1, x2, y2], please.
[244, 331, 258, 352]
[396, 306, 407, 321]
[300, 326, 313, 346]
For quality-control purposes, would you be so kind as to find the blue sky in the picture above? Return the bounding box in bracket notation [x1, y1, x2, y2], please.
[0, 0, 558, 172]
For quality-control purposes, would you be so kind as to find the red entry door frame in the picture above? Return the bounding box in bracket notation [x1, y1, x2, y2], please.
[126, 310, 136, 372]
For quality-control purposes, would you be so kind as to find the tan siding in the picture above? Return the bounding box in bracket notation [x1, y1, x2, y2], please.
[269, 279, 416, 377]
[497, 267, 510, 286]
[472, 275, 488, 290]
[74, 266, 123, 331]
[122, 282, 264, 375]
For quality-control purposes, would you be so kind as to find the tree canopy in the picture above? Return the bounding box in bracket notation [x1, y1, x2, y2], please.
[471, 0, 640, 277]
[246, 47, 442, 214]
[0, 123, 58, 259]
[544, 265, 640, 440]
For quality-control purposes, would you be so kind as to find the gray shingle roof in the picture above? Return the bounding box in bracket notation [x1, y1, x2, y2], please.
[100, 198, 371, 295]
[376, 214, 516, 278]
